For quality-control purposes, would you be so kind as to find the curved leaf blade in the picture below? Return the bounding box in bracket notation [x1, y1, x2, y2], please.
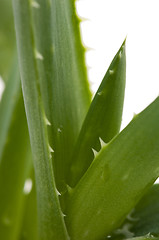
[12, 1, 69, 239]
[0, 63, 32, 240]
[68, 40, 126, 187]
[29, 0, 91, 192]
[66, 97, 159, 240]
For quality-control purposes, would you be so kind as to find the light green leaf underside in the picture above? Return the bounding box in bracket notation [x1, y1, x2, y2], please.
[30, 0, 91, 191]
[66, 97, 159, 240]
[0, 0, 15, 80]
[0, 66, 32, 239]
[12, 0, 69, 239]
[68, 40, 126, 187]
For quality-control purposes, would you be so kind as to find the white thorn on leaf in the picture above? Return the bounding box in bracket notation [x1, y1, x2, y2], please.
[119, 50, 122, 58]
[62, 212, 66, 217]
[35, 50, 44, 60]
[55, 188, 61, 196]
[92, 148, 98, 157]
[49, 145, 54, 153]
[97, 91, 102, 96]
[99, 137, 107, 148]
[44, 115, 51, 126]
[57, 128, 62, 133]
[115, 223, 134, 238]
[31, 1, 40, 8]
[109, 69, 114, 75]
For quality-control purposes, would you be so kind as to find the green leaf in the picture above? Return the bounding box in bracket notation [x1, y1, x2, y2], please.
[126, 235, 159, 240]
[66, 97, 159, 240]
[20, 174, 38, 240]
[29, 0, 91, 191]
[68, 40, 126, 187]
[12, 1, 69, 239]
[110, 184, 159, 240]
[0, 0, 15, 80]
[0, 60, 19, 160]
[0, 65, 32, 239]
[129, 184, 159, 237]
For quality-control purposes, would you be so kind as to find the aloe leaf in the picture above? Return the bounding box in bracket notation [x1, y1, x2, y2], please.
[29, 0, 91, 191]
[68, 40, 126, 187]
[0, 60, 19, 160]
[66, 97, 159, 240]
[20, 174, 38, 240]
[0, 0, 15, 80]
[128, 184, 159, 237]
[12, 1, 69, 239]
[110, 184, 159, 240]
[126, 236, 159, 240]
[0, 63, 32, 239]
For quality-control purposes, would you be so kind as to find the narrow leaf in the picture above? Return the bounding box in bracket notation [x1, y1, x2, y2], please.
[68, 40, 126, 187]
[66, 97, 159, 240]
[29, 0, 91, 191]
[0, 0, 15, 80]
[20, 174, 38, 240]
[0, 65, 32, 239]
[12, 1, 69, 239]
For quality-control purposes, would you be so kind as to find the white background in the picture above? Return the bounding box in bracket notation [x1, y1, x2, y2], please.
[76, 0, 159, 129]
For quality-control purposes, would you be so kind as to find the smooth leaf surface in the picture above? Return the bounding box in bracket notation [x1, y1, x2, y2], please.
[20, 174, 38, 240]
[12, 0, 69, 239]
[0, 61, 19, 160]
[0, 0, 15, 80]
[68, 40, 126, 187]
[0, 64, 32, 240]
[30, 0, 91, 192]
[66, 97, 159, 240]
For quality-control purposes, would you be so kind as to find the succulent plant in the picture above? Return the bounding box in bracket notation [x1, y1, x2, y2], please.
[0, 1, 159, 240]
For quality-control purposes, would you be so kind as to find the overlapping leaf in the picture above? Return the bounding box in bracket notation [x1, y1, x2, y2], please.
[0, 63, 32, 240]
[68, 40, 126, 187]
[29, 0, 91, 191]
[12, 0, 69, 239]
[66, 97, 159, 240]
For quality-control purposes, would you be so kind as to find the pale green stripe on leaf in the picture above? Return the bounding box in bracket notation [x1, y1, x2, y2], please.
[66, 97, 159, 240]
[68, 40, 126, 187]
[12, 0, 69, 239]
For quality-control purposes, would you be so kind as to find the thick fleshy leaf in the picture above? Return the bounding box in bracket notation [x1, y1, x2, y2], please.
[66, 97, 159, 240]
[29, 0, 91, 191]
[110, 184, 159, 240]
[12, 1, 69, 239]
[0, 64, 32, 239]
[68, 40, 126, 187]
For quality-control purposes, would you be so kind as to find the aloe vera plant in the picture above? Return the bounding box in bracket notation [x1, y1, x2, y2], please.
[1, 1, 159, 240]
